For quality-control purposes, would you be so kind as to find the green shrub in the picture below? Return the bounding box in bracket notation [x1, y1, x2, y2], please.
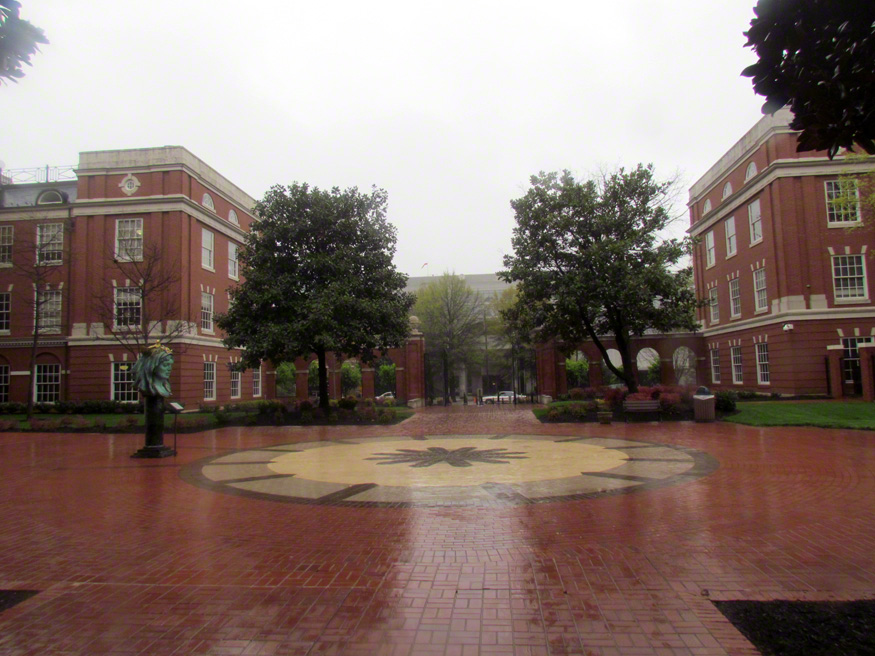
[715, 390, 738, 412]
[338, 396, 358, 410]
[377, 409, 395, 424]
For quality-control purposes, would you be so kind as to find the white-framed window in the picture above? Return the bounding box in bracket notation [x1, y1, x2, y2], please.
[201, 291, 214, 332]
[703, 199, 711, 214]
[35, 363, 61, 403]
[825, 180, 861, 224]
[115, 218, 143, 261]
[722, 182, 733, 199]
[753, 268, 768, 312]
[202, 228, 214, 270]
[0, 225, 13, 265]
[228, 242, 239, 279]
[729, 278, 741, 318]
[709, 288, 719, 323]
[745, 162, 758, 181]
[36, 223, 63, 265]
[0, 292, 10, 332]
[112, 362, 139, 402]
[36, 189, 64, 205]
[755, 343, 770, 384]
[705, 231, 715, 268]
[114, 286, 142, 329]
[842, 337, 873, 383]
[731, 346, 743, 384]
[35, 289, 62, 334]
[725, 217, 736, 256]
[710, 348, 721, 384]
[252, 366, 262, 397]
[230, 369, 241, 398]
[748, 199, 762, 245]
[228, 209, 239, 225]
[832, 254, 868, 301]
[0, 364, 8, 403]
[202, 193, 215, 211]
[204, 361, 216, 400]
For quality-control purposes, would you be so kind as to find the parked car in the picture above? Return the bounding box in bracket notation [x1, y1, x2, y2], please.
[376, 391, 395, 400]
[483, 391, 516, 404]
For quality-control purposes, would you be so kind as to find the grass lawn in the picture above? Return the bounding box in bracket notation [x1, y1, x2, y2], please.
[722, 401, 875, 430]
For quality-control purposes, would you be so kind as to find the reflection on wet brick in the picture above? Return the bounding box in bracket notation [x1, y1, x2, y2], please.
[0, 406, 874, 654]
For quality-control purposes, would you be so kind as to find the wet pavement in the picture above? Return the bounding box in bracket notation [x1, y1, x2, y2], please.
[1, 405, 874, 655]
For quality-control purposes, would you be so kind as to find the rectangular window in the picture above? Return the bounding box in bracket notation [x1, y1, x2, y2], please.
[228, 242, 239, 279]
[0, 225, 13, 265]
[753, 268, 768, 312]
[748, 199, 762, 244]
[230, 369, 241, 398]
[35, 363, 61, 403]
[202, 228, 214, 269]
[252, 366, 262, 397]
[826, 180, 861, 224]
[115, 218, 143, 261]
[709, 287, 719, 323]
[725, 217, 736, 256]
[832, 254, 867, 300]
[705, 231, 715, 267]
[842, 337, 873, 384]
[36, 223, 63, 265]
[204, 361, 216, 400]
[729, 279, 741, 318]
[0, 291, 10, 332]
[35, 289, 62, 334]
[756, 343, 770, 384]
[731, 346, 743, 384]
[112, 362, 139, 402]
[114, 286, 142, 329]
[710, 348, 721, 384]
[201, 292, 214, 332]
[0, 364, 9, 403]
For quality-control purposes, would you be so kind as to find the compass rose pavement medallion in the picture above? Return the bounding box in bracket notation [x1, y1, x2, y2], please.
[182, 434, 718, 508]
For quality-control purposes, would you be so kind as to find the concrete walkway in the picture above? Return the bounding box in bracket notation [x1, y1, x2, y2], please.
[1, 405, 874, 655]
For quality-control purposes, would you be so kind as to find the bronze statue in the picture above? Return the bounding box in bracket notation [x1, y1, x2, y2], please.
[131, 342, 174, 397]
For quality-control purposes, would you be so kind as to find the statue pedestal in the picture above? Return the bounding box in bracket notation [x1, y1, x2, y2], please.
[131, 395, 176, 458]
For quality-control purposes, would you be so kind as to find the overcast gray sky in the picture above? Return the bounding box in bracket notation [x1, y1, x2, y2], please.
[4, 1, 765, 277]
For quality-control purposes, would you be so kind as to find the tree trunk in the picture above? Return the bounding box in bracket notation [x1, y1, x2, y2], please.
[442, 350, 449, 405]
[614, 329, 639, 393]
[317, 347, 330, 410]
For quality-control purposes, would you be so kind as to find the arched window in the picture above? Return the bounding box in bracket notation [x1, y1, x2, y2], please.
[201, 193, 215, 211]
[228, 209, 239, 225]
[36, 189, 65, 205]
[745, 162, 758, 181]
[703, 199, 712, 214]
[722, 182, 733, 199]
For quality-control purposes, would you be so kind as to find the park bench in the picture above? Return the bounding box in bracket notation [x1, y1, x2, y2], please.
[623, 398, 661, 422]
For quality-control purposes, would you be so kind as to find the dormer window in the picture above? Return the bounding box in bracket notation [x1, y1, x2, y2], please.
[745, 162, 758, 181]
[201, 193, 215, 211]
[228, 209, 239, 225]
[722, 182, 733, 199]
[36, 189, 65, 205]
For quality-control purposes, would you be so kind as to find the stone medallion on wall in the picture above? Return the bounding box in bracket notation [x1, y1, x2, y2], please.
[181, 434, 718, 508]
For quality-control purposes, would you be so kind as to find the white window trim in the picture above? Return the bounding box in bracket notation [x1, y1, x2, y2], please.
[230, 369, 241, 399]
[204, 361, 216, 401]
[709, 288, 719, 324]
[722, 182, 733, 199]
[825, 180, 862, 227]
[201, 291, 214, 334]
[0, 291, 10, 335]
[710, 348, 721, 384]
[34, 363, 61, 403]
[748, 200, 763, 246]
[228, 242, 239, 280]
[744, 162, 757, 181]
[113, 286, 142, 331]
[34, 289, 62, 334]
[111, 361, 139, 403]
[705, 231, 715, 269]
[729, 279, 741, 319]
[831, 254, 869, 304]
[0, 225, 14, 267]
[731, 346, 743, 385]
[252, 366, 262, 398]
[725, 217, 737, 258]
[755, 343, 770, 385]
[114, 218, 144, 262]
[753, 268, 768, 314]
[36, 223, 64, 266]
[201, 228, 215, 271]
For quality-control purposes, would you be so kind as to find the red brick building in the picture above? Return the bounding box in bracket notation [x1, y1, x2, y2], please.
[0, 148, 425, 407]
[689, 108, 875, 398]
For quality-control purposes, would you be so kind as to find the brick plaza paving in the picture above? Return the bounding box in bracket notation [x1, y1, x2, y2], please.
[1, 406, 874, 655]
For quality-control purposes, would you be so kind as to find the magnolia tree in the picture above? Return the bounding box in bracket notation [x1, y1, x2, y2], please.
[501, 165, 699, 393]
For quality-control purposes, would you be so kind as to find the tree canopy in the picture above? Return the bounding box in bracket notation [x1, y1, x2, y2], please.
[413, 273, 484, 400]
[500, 165, 699, 393]
[742, 0, 875, 157]
[0, 1, 48, 84]
[216, 182, 414, 409]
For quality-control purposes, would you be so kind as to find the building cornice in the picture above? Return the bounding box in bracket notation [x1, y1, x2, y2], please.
[700, 306, 875, 337]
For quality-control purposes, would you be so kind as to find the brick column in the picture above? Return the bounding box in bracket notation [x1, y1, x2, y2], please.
[587, 357, 603, 388]
[859, 343, 875, 402]
[826, 345, 844, 399]
[296, 369, 308, 401]
[660, 358, 674, 385]
[361, 367, 375, 399]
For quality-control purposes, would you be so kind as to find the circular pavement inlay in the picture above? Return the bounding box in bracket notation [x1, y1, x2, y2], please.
[181, 434, 718, 507]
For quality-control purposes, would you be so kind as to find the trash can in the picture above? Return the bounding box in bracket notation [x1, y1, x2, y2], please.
[693, 386, 716, 423]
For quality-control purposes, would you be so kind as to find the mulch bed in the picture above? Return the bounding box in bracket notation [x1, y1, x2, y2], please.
[713, 600, 875, 655]
[0, 590, 39, 613]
